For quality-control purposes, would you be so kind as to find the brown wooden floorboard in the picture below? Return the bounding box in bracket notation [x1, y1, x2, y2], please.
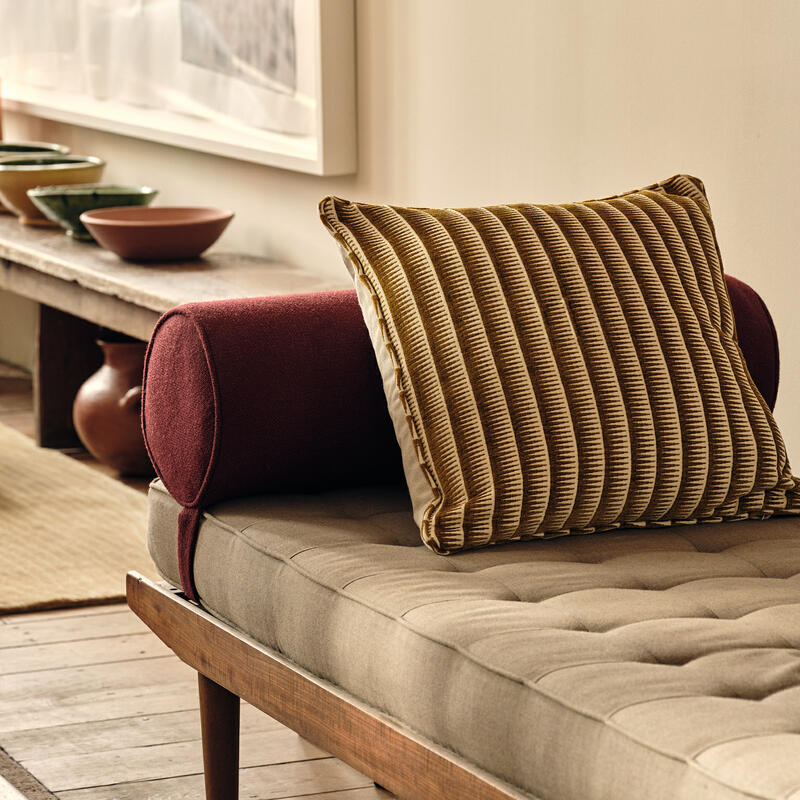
[0, 389, 392, 798]
[0, 374, 35, 439]
[0, 606, 392, 798]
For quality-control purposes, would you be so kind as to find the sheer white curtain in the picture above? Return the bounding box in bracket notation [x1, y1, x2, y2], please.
[0, 0, 312, 136]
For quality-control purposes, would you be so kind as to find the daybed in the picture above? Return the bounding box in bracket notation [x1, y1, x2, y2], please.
[130, 273, 800, 800]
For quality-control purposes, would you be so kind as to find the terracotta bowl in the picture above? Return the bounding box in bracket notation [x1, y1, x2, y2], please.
[0, 155, 106, 225]
[27, 184, 158, 241]
[80, 206, 234, 261]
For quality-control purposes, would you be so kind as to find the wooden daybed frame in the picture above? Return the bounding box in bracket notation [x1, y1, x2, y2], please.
[126, 571, 528, 800]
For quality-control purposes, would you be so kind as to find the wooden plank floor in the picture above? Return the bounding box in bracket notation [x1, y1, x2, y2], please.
[0, 370, 392, 799]
[0, 363, 36, 441]
[0, 605, 391, 799]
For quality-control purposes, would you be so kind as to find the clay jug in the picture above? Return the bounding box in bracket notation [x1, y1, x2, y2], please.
[72, 340, 154, 476]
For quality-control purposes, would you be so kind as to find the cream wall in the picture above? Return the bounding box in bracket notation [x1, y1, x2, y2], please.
[3, 0, 799, 452]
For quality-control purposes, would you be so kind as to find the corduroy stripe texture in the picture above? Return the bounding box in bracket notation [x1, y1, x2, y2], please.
[320, 175, 799, 554]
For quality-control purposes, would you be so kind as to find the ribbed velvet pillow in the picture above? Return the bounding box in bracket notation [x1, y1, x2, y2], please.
[320, 175, 800, 554]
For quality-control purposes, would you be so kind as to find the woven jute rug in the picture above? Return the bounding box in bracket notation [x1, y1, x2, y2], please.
[0, 423, 156, 614]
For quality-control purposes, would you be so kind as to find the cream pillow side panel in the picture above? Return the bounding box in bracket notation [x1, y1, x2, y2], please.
[338, 247, 436, 530]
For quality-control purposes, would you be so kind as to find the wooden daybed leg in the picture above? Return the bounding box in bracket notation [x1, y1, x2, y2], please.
[128, 574, 524, 800]
[198, 672, 240, 799]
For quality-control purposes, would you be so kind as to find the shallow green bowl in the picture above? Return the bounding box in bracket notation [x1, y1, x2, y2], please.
[27, 184, 158, 240]
[0, 142, 70, 159]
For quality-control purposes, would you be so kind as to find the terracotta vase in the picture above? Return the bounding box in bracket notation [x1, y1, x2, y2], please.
[72, 340, 154, 476]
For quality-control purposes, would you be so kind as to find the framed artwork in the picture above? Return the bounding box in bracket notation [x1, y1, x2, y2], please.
[0, 0, 356, 175]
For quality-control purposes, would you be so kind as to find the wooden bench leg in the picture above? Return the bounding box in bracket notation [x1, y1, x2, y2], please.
[198, 672, 240, 800]
[34, 304, 103, 449]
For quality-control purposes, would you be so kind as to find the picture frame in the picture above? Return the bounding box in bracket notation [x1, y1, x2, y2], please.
[0, 0, 356, 176]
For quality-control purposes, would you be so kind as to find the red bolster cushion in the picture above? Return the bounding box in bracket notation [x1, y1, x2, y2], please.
[726, 274, 780, 411]
[142, 289, 403, 510]
[142, 276, 779, 511]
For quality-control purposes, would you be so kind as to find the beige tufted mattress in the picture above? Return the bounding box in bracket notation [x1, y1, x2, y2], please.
[147, 479, 800, 800]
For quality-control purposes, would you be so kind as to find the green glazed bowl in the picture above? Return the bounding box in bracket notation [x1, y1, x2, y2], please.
[27, 184, 158, 240]
[0, 142, 70, 159]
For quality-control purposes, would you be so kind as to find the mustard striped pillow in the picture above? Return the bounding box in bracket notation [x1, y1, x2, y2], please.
[319, 175, 799, 554]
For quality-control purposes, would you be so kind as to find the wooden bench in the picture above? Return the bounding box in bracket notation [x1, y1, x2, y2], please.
[0, 215, 346, 449]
